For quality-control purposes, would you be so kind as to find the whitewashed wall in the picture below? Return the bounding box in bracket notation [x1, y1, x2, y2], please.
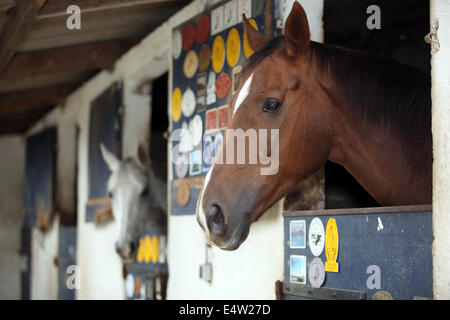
[26, 0, 324, 299]
[0, 136, 25, 299]
[431, 0, 450, 300]
[166, 0, 324, 299]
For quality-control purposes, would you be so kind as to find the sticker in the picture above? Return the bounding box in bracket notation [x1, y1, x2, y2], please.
[226, 28, 241, 67]
[125, 274, 135, 299]
[290, 255, 306, 284]
[252, 0, 264, 17]
[216, 72, 232, 99]
[211, 5, 224, 35]
[198, 45, 211, 72]
[182, 23, 196, 51]
[174, 153, 189, 179]
[289, 220, 306, 249]
[243, 18, 258, 58]
[308, 217, 325, 257]
[214, 131, 223, 156]
[134, 276, 142, 297]
[224, 0, 238, 29]
[183, 50, 198, 79]
[308, 257, 326, 288]
[196, 14, 210, 44]
[176, 182, 190, 207]
[189, 150, 202, 176]
[238, 0, 252, 19]
[182, 87, 196, 118]
[197, 95, 206, 113]
[172, 29, 182, 60]
[372, 291, 394, 300]
[232, 64, 243, 93]
[218, 105, 229, 128]
[203, 135, 215, 172]
[179, 121, 193, 153]
[189, 114, 203, 147]
[206, 108, 218, 132]
[212, 35, 225, 74]
[197, 72, 207, 96]
[325, 217, 339, 273]
[171, 88, 182, 122]
[206, 71, 217, 105]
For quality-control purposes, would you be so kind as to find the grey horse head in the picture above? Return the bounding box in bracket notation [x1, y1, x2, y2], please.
[100, 144, 167, 260]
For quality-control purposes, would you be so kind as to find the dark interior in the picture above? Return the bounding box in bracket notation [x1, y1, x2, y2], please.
[323, 0, 430, 209]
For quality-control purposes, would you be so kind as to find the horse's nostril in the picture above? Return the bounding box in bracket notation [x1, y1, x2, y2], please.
[209, 204, 225, 235]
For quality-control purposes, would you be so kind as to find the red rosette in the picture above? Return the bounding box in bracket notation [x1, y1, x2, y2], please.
[182, 24, 196, 51]
[215, 72, 232, 99]
[196, 14, 210, 44]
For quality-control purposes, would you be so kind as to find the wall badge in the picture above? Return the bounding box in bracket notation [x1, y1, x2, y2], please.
[289, 220, 306, 249]
[172, 29, 182, 60]
[212, 35, 225, 74]
[215, 72, 232, 99]
[182, 23, 196, 51]
[196, 14, 211, 44]
[309, 217, 325, 257]
[181, 87, 196, 118]
[171, 87, 182, 122]
[308, 257, 326, 288]
[183, 50, 199, 79]
[226, 27, 241, 67]
[325, 217, 339, 273]
[198, 45, 212, 72]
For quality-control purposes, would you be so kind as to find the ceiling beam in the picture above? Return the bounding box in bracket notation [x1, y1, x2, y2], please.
[38, 0, 187, 18]
[0, 83, 80, 117]
[0, 39, 137, 93]
[0, 0, 47, 75]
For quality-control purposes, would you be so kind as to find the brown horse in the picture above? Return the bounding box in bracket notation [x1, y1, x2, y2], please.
[196, 2, 431, 251]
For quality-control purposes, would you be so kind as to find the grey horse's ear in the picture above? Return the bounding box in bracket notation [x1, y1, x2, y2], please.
[137, 143, 149, 168]
[100, 143, 120, 172]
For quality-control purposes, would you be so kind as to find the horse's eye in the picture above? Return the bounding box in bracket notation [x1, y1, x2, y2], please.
[108, 191, 113, 198]
[141, 186, 149, 197]
[262, 98, 282, 113]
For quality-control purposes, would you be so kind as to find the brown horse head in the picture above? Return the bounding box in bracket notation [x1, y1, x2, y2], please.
[196, 2, 432, 250]
[196, 3, 332, 250]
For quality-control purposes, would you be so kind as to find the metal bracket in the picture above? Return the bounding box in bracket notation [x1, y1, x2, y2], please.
[425, 21, 440, 53]
[284, 283, 365, 300]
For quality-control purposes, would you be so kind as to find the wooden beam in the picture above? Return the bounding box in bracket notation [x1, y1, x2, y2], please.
[38, 0, 188, 18]
[0, 106, 54, 134]
[0, 83, 80, 117]
[0, 39, 137, 93]
[0, 0, 47, 75]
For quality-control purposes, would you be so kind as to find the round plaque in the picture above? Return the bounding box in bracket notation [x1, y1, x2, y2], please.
[226, 28, 240, 67]
[243, 19, 258, 58]
[172, 29, 182, 60]
[198, 45, 211, 72]
[171, 88, 182, 122]
[176, 182, 190, 207]
[309, 217, 325, 257]
[215, 72, 232, 99]
[308, 257, 326, 288]
[183, 50, 198, 79]
[182, 87, 196, 118]
[196, 14, 210, 44]
[182, 23, 196, 51]
[189, 114, 203, 147]
[212, 35, 225, 74]
[174, 153, 189, 179]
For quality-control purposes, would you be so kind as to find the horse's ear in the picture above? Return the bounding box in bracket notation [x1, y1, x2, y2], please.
[100, 143, 120, 172]
[243, 14, 266, 52]
[137, 143, 149, 168]
[284, 2, 310, 58]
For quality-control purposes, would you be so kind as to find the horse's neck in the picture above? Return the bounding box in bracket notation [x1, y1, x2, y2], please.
[328, 110, 431, 206]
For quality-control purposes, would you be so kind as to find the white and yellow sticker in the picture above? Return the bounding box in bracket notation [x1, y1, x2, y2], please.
[325, 217, 339, 272]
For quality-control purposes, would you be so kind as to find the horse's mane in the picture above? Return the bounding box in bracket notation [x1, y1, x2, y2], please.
[241, 36, 431, 137]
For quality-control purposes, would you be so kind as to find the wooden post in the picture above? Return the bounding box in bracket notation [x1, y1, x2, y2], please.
[431, 0, 450, 300]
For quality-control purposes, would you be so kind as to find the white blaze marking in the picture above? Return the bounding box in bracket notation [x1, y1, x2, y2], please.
[198, 162, 215, 237]
[233, 73, 253, 116]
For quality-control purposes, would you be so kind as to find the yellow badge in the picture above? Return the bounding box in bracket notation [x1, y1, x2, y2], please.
[226, 28, 240, 67]
[171, 88, 182, 122]
[243, 18, 258, 58]
[183, 50, 198, 79]
[325, 217, 339, 272]
[212, 35, 225, 74]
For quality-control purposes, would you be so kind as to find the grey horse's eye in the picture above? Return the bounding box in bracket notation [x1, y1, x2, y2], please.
[262, 98, 282, 113]
[108, 191, 113, 198]
[141, 185, 149, 197]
